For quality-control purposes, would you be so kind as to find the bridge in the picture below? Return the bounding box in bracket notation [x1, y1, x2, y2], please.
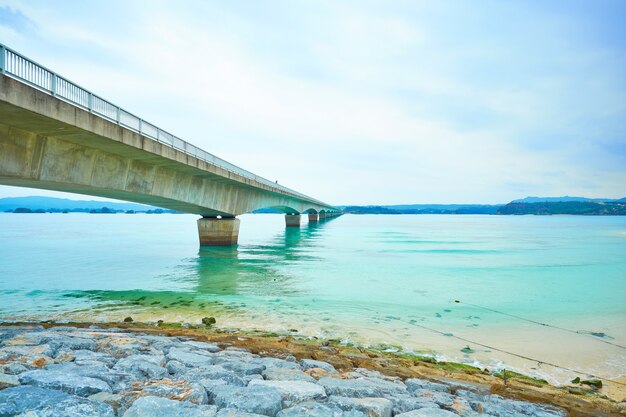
[0, 44, 341, 246]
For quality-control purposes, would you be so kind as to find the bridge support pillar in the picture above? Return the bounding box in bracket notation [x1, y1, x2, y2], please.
[319, 212, 327, 220]
[308, 213, 319, 222]
[197, 217, 240, 246]
[285, 214, 301, 227]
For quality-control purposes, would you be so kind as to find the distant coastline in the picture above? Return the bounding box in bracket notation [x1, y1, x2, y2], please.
[1, 195, 625, 215]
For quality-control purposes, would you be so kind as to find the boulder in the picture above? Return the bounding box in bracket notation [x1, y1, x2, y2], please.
[182, 341, 222, 352]
[411, 390, 455, 408]
[18, 369, 112, 396]
[404, 379, 450, 393]
[167, 347, 214, 367]
[328, 396, 393, 417]
[300, 359, 337, 373]
[0, 385, 114, 417]
[219, 360, 265, 376]
[248, 379, 327, 406]
[216, 409, 268, 417]
[0, 373, 19, 389]
[211, 384, 283, 416]
[277, 401, 367, 417]
[395, 409, 458, 417]
[122, 396, 218, 417]
[318, 377, 408, 398]
[262, 367, 316, 383]
[113, 354, 168, 380]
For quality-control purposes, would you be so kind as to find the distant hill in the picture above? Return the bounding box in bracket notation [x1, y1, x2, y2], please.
[0, 196, 172, 213]
[497, 201, 626, 216]
[339, 204, 502, 215]
[512, 196, 624, 203]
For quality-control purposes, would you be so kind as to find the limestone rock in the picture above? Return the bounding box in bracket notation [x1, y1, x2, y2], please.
[262, 367, 316, 382]
[300, 359, 337, 373]
[404, 379, 450, 393]
[0, 385, 114, 417]
[182, 340, 222, 352]
[211, 384, 283, 416]
[122, 396, 218, 417]
[167, 347, 215, 367]
[395, 408, 458, 417]
[216, 409, 268, 417]
[248, 379, 327, 406]
[328, 396, 393, 417]
[18, 369, 112, 396]
[318, 377, 408, 398]
[0, 372, 19, 389]
[114, 354, 168, 380]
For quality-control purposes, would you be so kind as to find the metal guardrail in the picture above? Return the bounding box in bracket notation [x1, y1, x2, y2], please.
[0, 43, 329, 206]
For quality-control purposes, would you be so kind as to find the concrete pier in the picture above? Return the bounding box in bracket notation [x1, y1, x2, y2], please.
[319, 212, 327, 220]
[197, 217, 240, 246]
[285, 214, 301, 227]
[308, 213, 319, 222]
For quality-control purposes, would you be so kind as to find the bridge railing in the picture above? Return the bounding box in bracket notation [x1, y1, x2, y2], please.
[0, 43, 326, 205]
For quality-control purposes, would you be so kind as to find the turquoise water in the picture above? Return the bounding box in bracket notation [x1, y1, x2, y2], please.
[1, 213, 625, 383]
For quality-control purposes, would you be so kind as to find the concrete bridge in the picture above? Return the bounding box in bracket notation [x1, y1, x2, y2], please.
[0, 44, 341, 245]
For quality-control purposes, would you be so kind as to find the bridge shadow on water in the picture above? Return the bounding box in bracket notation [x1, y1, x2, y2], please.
[72, 218, 339, 319]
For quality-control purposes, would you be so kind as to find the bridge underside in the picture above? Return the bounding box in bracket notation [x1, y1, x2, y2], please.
[0, 75, 341, 245]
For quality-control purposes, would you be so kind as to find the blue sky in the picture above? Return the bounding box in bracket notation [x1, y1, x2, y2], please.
[0, 0, 625, 204]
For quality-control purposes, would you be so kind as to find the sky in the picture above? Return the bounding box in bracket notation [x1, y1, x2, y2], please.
[0, 0, 625, 205]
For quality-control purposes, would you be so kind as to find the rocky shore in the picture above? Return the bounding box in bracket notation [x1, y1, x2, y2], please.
[0, 324, 621, 416]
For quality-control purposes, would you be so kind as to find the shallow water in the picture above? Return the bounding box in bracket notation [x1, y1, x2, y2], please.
[1, 213, 625, 384]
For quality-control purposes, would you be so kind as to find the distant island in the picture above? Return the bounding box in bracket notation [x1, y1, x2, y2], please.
[339, 196, 626, 215]
[1, 195, 625, 215]
[0, 197, 179, 214]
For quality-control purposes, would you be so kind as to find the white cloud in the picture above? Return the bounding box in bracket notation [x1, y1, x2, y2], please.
[0, 0, 624, 204]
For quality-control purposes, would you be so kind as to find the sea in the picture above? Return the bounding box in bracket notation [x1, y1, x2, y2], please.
[1, 213, 625, 385]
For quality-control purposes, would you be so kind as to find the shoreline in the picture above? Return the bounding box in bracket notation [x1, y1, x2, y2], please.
[1, 321, 624, 416]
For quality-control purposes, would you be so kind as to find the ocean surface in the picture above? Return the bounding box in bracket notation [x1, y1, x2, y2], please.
[1, 213, 625, 385]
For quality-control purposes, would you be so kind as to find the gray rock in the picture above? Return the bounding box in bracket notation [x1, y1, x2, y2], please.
[277, 401, 366, 417]
[213, 350, 257, 363]
[395, 409, 458, 417]
[0, 363, 28, 375]
[248, 379, 327, 406]
[262, 367, 316, 382]
[300, 359, 337, 373]
[388, 396, 440, 415]
[0, 372, 19, 389]
[88, 392, 124, 414]
[45, 362, 122, 387]
[220, 360, 265, 376]
[166, 359, 189, 375]
[72, 349, 117, 367]
[123, 396, 218, 417]
[404, 379, 450, 393]
[318, 377, 408, 398]
[188, 365, 247, 386]
[167, 347, 215, 367]
[411, 390, 455, 408]
[182, 340, 222, 352]
[18, 369, 112, 396]
[114, 354, 168, 380]
[211, 384, 283, 416]
[244, 374, 265, 384]
[0, 386, 114, 417]
[328, 396, 393, 417]
[254, 357, 301, 370]
[198, 378, 228, 392]
[216, 409, 268, 417]
[0, 343, 55, 361]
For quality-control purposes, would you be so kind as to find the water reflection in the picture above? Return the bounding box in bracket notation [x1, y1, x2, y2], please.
[72, 219, 334, 315]
[193, 219, 330, 296]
